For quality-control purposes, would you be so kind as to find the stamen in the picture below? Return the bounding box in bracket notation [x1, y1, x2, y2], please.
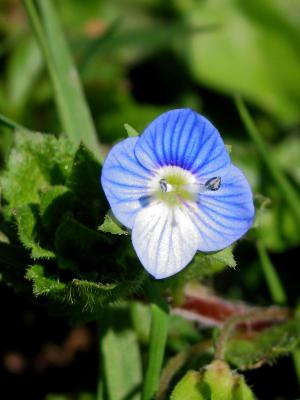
[205, 176, 221, 191]
[159, 178, 173, 193]
[159, 178, 168, 192]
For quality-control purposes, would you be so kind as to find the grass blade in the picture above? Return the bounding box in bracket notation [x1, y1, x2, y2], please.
[234, 95, 300, 227]
[0, 112, 28, 131]
[142, 282, 170, 400]
[23, 0, 102, 161]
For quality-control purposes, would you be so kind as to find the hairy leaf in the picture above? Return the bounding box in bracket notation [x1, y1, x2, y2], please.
[15, 204, 55, 260]
[26, 264, 65, 296]
[40, 185, 76, 233]
[225, 317, 300, 369]
[98, 212, 128, 236]
[165, 246, 236, 294]
[66, 144, 105, 226]
[0, 131, 74, 210]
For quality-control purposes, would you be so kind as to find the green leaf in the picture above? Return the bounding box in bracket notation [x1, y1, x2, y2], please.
[274, 135, 300, 185]
[40, 185, 76, 233]
[183, 0, 300, 123]
[124, 123, 139, 137]
[7, 36, 43, 114]
[166, 246, 236, 294]
[98, 212, 128, 236]
[225, 144, 232, 154]
[81, 20, 215, 71]
[225, 317, 300, 369]
[26, 264, 65, 296]
[130, 301, 151, 344]
[0, 131, 75, 210]
[53, 215, 107, 276]
[15, 204, 55, 259]
[100, 306, 142, 400]
[66, 143, 103, 207]
[23, 0, 102, 160]
[26, 264, 120, 314]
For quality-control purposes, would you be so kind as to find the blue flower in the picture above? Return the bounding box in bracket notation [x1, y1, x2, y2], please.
[101, 109, 254, 279]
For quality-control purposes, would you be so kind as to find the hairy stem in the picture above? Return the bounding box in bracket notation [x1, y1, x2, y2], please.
[214, 307, 290, 361]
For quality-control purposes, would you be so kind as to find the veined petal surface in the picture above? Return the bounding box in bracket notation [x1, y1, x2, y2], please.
[187, 165, 254, 252]
[101, 137, 152, 228]
[134, 108, 230, 179]
[132, 202, 200, 279]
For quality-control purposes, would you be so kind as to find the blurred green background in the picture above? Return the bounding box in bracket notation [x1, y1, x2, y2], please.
[1, 0, 300, 399]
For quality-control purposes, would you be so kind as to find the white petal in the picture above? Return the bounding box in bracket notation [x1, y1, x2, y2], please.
[131, 202, 200, 279]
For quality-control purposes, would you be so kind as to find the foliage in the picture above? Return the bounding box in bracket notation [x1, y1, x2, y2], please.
[226, 316, 300, 369]
[0, 131, 146, 321]
[1, 0, 300, 398]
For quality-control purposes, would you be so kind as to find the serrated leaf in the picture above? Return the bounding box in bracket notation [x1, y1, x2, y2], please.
[210, 247, 236, 269]
[124, 123, 139, 137]
[26, 264, 117, 310]
[40, 185, 76, 233]
[66, 144, 105, 225]
[26, 264, 65, 296]
[54, 215, 111, 275]
[0, 131, 75, 210]
[15, 204, 55, 260]
[99, 212, 128, 236]
[225, 317, 300, 369]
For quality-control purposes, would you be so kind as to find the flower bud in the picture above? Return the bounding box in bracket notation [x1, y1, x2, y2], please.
[171, 360, 255, 400]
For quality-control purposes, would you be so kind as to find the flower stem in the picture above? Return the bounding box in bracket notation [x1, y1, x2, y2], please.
[256, 240, 300, 386]
[234, 95, 300, 228]
[142, 281, 170, 400]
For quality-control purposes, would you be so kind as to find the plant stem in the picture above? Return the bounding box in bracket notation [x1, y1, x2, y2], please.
[256, 241, 300, 385]
[214, 307, 289, 361]
[142, 281, 170, 400]
[234, 95, 300, 228]
[257, 241, 287, 305]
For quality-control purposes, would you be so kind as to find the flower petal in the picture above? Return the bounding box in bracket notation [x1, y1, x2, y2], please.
[186, 165, 254, 252]
[134, 108, 230, 179]
[101, 137, 153, 228]
[132, 202, 200, 279]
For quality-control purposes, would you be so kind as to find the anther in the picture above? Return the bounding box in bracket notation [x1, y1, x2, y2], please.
[205, 176, 221, 191]
[159, 178, 168, 192]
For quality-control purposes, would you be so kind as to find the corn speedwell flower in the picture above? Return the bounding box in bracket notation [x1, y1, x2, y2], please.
[101, 109, 254, 279]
